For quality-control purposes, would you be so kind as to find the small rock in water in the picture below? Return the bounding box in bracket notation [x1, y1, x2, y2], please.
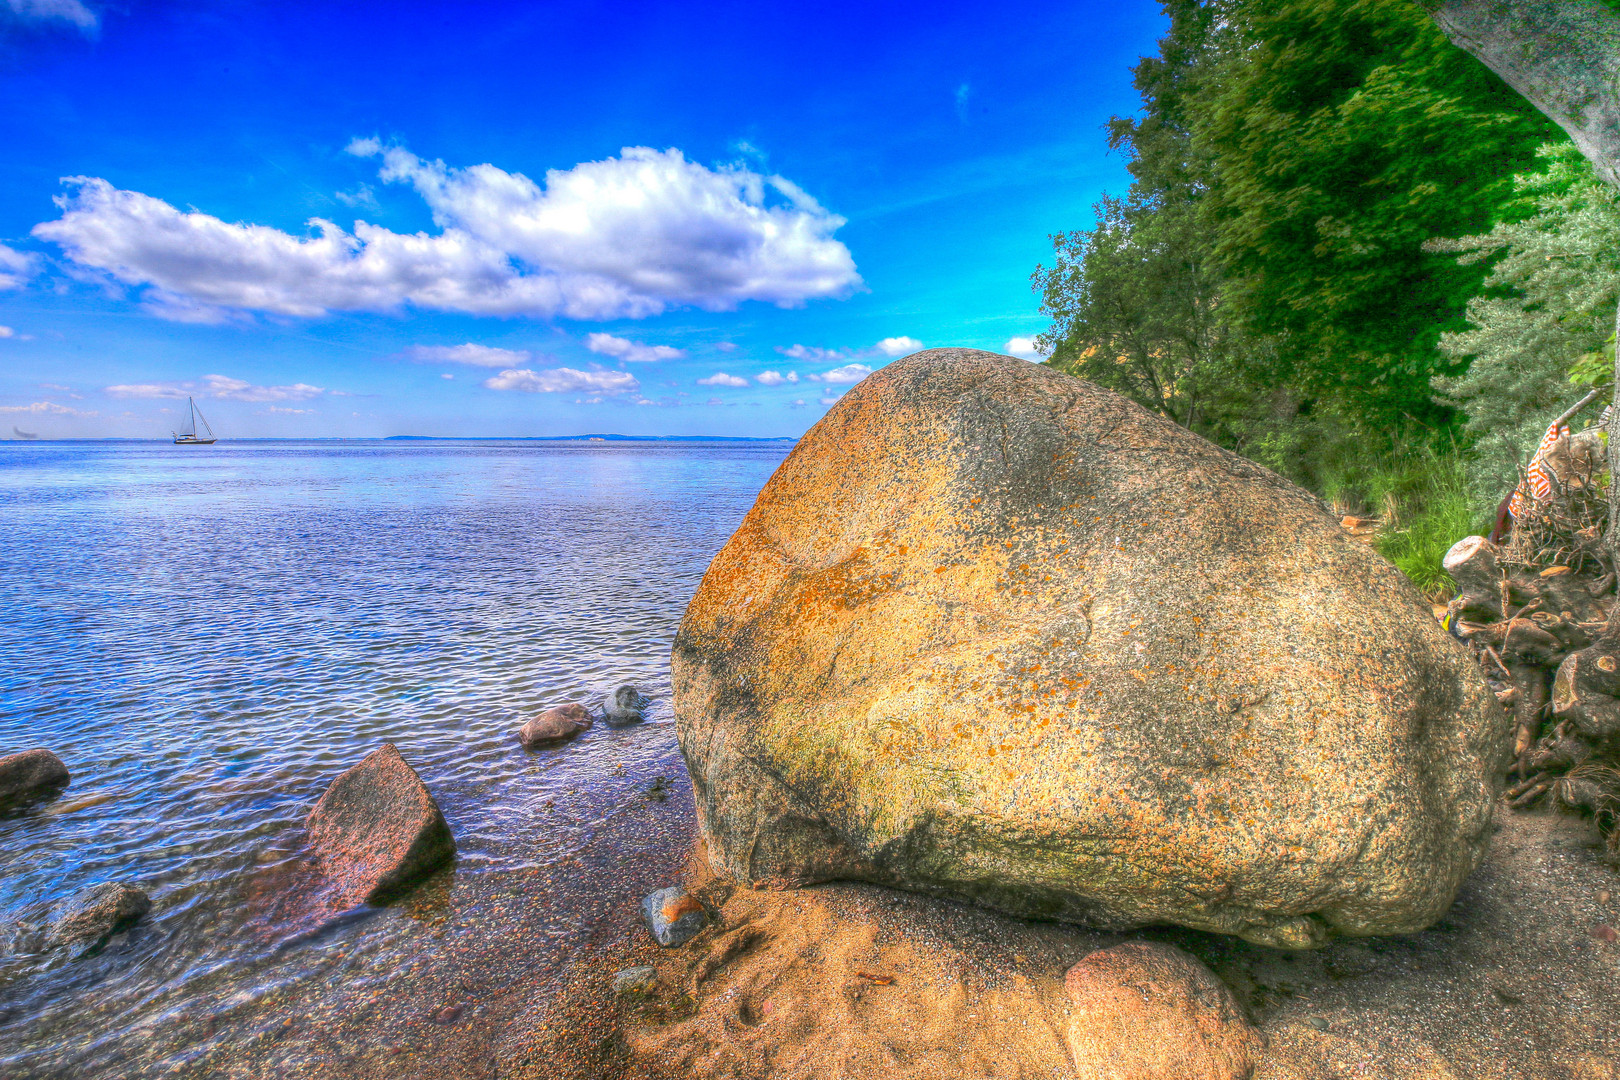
[645, 776, 671, 802]
[433, 1004, 463, 1024]
[0, 749, 70, 810]
[640, 886, 707, 947]
[612, 965, 658, 995]
[603, 684, 649, 726]
[1064, 941, 1262, 1080]
[46, 881, 151, 951]
[306, 743, 455, 906]
[517, 703, 593, 748]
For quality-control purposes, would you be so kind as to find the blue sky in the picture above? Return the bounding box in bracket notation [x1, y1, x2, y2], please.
[0, 0, 1163, 438]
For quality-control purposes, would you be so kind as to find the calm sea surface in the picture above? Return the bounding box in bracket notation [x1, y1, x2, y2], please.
[0, 439, 788, 1079]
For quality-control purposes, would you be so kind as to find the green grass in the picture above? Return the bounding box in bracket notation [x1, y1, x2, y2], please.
[1328, 445, 1484, 601]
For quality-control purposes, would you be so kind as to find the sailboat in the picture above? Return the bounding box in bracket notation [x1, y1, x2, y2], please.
[172, 397, 217, 445]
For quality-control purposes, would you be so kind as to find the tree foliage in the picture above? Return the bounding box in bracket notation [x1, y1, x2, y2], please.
[1197, 0, 1558, 430]
[1035, 0, 1562, 502]
[1431, 144, 1620, 508]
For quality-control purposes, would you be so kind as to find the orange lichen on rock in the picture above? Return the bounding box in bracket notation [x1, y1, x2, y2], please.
[672, 349, 1505, 948]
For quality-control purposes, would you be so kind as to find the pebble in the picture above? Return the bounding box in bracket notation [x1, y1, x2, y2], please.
[612, 966, 657, 995]
[641, 886, 707, 947]
[433, 1005, 463, 1024]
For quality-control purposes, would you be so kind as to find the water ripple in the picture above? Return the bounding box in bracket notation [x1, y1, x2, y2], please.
[0, 439, 784, 1078]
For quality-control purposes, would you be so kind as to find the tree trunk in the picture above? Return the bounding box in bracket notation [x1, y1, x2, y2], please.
[1611, 298, 1620, 564]
[1425, 0, 1620, 562]
[1426, 1, 1620, 188]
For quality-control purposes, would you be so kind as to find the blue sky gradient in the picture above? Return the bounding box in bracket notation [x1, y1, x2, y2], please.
[0, 0, 1163, 438]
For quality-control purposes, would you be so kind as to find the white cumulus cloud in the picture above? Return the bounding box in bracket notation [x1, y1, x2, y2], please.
[777, 344, 846, 362]
[483, 367, 639, 394]
[809, 363, 872, 385]
[31, 144, 860, 323]
[697, 372, 749, 387]
[754, 370, 798, 386]
[104, 374, 325, 402]
[875, 336, 922, 357]
[408, 343, 530, 367]
[1004, 336, 1044, 361]
[586, 332, 684, 363]
[5, 0, 96, 31]
[0, 244, 36, 290]
[0, 400, 96, 416]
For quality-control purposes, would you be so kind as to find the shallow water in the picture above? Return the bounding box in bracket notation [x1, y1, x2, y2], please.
[0, 439, 787, 1079]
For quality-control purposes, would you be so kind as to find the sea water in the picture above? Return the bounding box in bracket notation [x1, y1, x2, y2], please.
[0, 439, 787, 1078]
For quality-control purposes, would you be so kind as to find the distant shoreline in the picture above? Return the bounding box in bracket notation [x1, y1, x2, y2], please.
[3, 434, 798, 444]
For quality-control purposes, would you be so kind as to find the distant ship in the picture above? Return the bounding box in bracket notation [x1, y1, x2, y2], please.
[172, 397, 217, 445]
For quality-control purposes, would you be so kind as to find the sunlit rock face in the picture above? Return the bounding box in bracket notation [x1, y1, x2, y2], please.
[673, 349, 1505, 949]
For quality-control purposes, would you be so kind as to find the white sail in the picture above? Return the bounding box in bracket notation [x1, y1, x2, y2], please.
[173, 396, 218, 444]
[192, 400, 215, 441]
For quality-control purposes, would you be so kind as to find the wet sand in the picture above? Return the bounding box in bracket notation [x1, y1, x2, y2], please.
[497, 803, 1620, 1080]
[149, 779, 1620, 1079]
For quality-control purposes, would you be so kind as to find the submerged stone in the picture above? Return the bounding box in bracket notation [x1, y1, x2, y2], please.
[613, 965, 658, 995]
[604, 685, 648, 726]
[306, 743, 454, 906]
[518, 703, 593, 748]
[672, 348, 1504, 948]
[46, 881, 150, 950]
[0, 749, 70, 810]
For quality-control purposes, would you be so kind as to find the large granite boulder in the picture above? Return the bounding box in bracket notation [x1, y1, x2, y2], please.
[0, 749, 70, 810]
[307, 743, 454, 906]
[672, 349, 1505, 948]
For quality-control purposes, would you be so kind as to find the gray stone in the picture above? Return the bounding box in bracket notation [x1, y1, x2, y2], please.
[612, 965, 658, 995]
[640, 886, 707, 947]
[0, 749, 69, 810]
[46, 882, 150, 950]
[672, 348, 1504, 948]
[604, 684, 648, 725]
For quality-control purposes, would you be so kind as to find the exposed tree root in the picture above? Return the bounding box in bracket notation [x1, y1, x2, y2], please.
[1442, 438, 1620, 863]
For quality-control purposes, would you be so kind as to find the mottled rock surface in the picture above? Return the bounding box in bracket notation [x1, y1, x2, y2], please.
[1065, 941, 1262, 1080]
[307, 743, 454, 906]
[0, 748, 70, 809]
[46, 881, 150, 950]
[641, 886, 707, 947]
[605, 684, 649, 726]
[518, 703, 593, 747]
[672, 348, 1504, 948]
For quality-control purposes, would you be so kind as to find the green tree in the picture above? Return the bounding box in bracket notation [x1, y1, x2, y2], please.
[1034, 0, 1233, 432]
[1196, 0, 1559, 432]
[1430, 143, 1620, 509]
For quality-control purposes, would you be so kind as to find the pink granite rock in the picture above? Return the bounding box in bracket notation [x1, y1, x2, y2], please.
[518, 703, 593, 748]
[1065, 941, 1263, 1080]
[306, 743, 454, 906]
